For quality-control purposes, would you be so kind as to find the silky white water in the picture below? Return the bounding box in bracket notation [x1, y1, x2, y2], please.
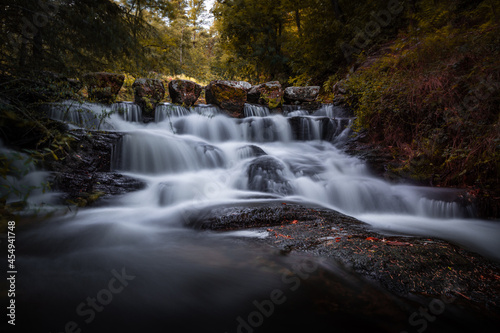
[43, 101, 500, 259]
[12, 100, 499, 332]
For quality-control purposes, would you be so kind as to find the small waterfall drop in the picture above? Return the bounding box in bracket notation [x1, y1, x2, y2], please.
[155, 103, 191, 122]
[244, 104, 271, 117]
[45, 100, 113, 129]
[313, 104, 350, 118]
[112, 102, 142, 122]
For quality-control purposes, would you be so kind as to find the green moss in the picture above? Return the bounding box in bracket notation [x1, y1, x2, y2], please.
[212, 85, 246, 101]
[261, 86, 283, 109]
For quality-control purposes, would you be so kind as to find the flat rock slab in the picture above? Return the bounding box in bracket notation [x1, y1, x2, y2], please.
[192, 203, 500, 323]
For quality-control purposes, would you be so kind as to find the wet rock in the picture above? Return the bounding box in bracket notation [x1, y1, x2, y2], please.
[53, 172, 144, 206]
[246, 156, 292, 195]
[284, 86, 320, 104]
[81, 72, 125, 103]
[46, 129, 144, 205]
[168, 79, 202, 106]
[344, 132, 396, 180]
[191, 202, 500, 323]
[205, 80, 251, 116]
[133, 78, 165, 115]
[247, 81, 284, 109]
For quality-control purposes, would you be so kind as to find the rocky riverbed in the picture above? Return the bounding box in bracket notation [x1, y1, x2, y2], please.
[188, 202, 500, 331]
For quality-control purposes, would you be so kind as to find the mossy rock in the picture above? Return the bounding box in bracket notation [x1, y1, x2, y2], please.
[247, 81, 284, 109]
[132, 78, 165, 116]
[205, 80, 251, 117]
[81, 72, 125, 104]
[168, 80, 202, 106]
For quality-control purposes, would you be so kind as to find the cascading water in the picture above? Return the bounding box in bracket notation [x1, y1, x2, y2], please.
[155, 102, 191, 121]
[111, 102, 143, 122]
[312, 103, 351, 118]
[38, 99, 500, 255]
[13, 100, 500, 332]
[244, 104, 271, 117]
[155, 103, 222, 122]
[46, 100, 114, 129]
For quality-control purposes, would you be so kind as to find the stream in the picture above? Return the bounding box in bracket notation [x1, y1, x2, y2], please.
[5, 101, 500, 332]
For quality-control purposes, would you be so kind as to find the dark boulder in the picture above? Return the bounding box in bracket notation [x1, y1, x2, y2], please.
[247, 81, 284, 109]
[81, 72, 125, 103]
[205, 80, 251, 117]
[132, 78, 165, 115]
[168, 79, 202, 106]
[284, 86, 320, 104]
[46, 130, 144, 206]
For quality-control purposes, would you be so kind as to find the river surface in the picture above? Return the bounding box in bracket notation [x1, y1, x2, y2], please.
[5, 101, 500, 332]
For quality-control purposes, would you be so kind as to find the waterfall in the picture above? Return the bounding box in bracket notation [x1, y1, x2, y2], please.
[114, 131, 227, 174]
[45, 100, 113, 130]
[13, 100, 500, 333]
[112, 102, 142, 122]
[313, 104, 350, 118]
[42, 100, 474, 220]
[155, 103, 191, 122]
[36, 100, 500, 260]
[244, 104, 271, 117]
[283, 104, 305, 116]
[192, 104, 222, 117]
[286, 110, 309, 117]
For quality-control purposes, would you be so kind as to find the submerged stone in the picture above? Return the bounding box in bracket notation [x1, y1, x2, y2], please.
[246, 156, 292, 195]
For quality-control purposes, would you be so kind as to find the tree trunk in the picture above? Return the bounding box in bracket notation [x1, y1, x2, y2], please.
[180, 26, 184, 72]
[295, 8, 301, 37]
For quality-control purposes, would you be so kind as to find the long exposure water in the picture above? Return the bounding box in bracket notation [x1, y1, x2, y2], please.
[6, 100, 500, 332]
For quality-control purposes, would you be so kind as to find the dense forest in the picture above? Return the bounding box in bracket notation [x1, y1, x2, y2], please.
[1, 0, 499, 215]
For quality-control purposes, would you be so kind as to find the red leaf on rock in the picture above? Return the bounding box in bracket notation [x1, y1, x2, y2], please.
[386, 241, 411, 246]
[291, 220, 298, 224]
[366, 237, 379, 241]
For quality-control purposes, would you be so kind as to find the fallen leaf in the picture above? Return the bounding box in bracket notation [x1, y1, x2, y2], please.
[291, 220, 298, 224]
[366, 237, 379, 241]
[386, 241, 411, 246]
